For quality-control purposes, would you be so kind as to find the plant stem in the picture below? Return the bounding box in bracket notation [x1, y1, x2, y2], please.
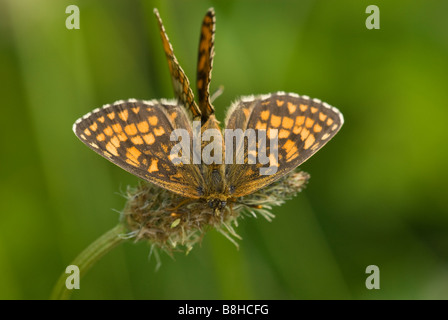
[50, 223, 128, 300]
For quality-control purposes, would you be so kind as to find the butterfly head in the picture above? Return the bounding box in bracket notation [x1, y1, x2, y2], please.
[206, 194, 228, 214]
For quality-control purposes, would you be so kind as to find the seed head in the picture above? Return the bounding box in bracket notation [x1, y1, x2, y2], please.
[121, 170, 310, 254]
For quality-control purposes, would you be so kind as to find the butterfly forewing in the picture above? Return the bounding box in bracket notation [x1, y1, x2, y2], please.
[73, 100, 203, 198]
[225, 92, 344, 198]
[153, 9, 202, 120]
[196, 8, 216, 119]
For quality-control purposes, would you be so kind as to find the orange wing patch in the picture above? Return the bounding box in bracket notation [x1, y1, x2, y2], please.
[125, 124, 138, 136]
[148, 159, 159, 173]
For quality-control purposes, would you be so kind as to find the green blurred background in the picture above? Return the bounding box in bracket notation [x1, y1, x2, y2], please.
[1, 0, 447, 299]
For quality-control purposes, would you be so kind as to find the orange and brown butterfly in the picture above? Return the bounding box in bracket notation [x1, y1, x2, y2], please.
[72, 8, 343, 213]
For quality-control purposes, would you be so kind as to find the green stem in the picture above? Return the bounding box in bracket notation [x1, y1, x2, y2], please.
[50, 224, 128, 300]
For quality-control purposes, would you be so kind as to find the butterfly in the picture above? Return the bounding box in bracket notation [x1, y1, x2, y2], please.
[72, 8, 343, 213]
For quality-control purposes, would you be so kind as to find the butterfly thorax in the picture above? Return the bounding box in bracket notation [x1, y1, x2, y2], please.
[201, 165, 229, 211]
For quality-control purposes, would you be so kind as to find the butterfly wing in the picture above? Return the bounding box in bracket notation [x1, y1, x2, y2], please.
[153, 9, 202, 120]
[225, 92, 344, 198]
[73, 99, 203, 198]
[196, 8, 216, 120]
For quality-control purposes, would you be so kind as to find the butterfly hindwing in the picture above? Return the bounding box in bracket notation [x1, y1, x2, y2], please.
[73, 99, 203, 198]
[224, 92, 344, 197]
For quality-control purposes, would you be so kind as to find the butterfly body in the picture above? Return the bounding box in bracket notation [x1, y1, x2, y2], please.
[195, 113, 232, 212]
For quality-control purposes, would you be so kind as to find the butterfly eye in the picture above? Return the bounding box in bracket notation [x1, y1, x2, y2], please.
[220, 201, 227, 208]
[208, 201, 214, 208]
